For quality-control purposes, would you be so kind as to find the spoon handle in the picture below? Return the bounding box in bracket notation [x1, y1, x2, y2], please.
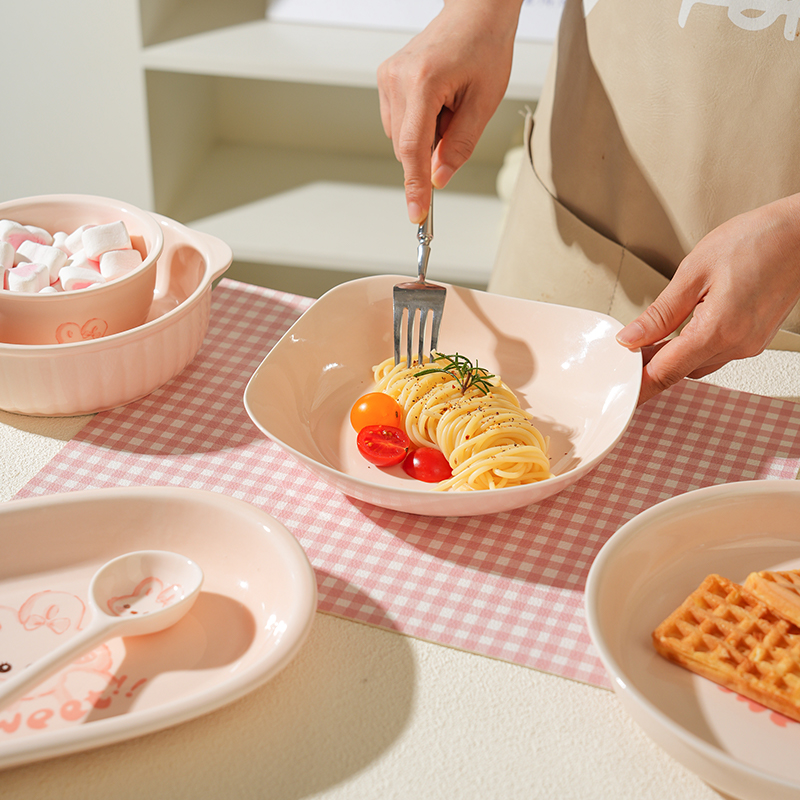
[0, 617, 119, 711]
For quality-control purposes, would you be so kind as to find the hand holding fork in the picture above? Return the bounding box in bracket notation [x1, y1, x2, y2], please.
[392, 119, 447, 366]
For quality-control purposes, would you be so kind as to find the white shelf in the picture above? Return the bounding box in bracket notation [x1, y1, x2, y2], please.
[190, 181, 505, 285]
[141, 14, 545, 294]
[141, 19, 551, 100]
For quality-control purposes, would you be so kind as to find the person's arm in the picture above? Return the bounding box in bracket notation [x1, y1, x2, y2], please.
[377, 0, 524, 223]
[616, 192, 800, 404]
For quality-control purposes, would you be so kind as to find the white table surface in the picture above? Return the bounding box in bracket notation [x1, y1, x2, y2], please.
[2, 350, 799, 800]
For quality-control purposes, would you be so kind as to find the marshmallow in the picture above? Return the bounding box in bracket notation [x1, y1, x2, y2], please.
[0, 219, 50, 250]
[100, 248, 142, 279]
[82, 221, 131, 260]
[65, 224, 94, 255]
[59, 264, 105, 291]
[0, 241, 12, 290]
[0, 241, 13, 271]
[24, 225, 53, 246]
[38, 285, 60, 294]
[65, 249, 100, 273]
[7, 262, 49, 293]
[16, 240, 68, 283]
[52, 231, 71, 254]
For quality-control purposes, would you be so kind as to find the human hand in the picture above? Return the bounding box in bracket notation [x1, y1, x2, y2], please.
[377, 0, 523, 223]
[616, 194, 800, 404]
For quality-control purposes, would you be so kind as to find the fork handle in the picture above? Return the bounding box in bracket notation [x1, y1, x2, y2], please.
[416, 114, 441, 282]
[417, 188, 433, 281]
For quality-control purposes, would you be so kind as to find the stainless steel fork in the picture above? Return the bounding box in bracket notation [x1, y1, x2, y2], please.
[392, 187, 447, 365]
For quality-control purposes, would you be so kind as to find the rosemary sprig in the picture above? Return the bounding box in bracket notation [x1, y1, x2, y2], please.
[415, 352, 496, 395]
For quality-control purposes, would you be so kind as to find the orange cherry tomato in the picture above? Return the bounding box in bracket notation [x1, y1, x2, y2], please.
[402, 447, 453, 483]
[350, 392, 404, 432]
[356, 425, 411, 467]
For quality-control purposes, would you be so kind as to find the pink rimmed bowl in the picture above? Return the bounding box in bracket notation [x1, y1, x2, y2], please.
[0, 194, 166, 345]
[0, 213, 231, 416]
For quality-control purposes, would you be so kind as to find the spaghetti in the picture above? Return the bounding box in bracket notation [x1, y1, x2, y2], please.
[372, 354, 552, 491]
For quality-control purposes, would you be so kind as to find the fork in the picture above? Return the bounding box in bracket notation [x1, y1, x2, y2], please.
[393, 183, 447, 366]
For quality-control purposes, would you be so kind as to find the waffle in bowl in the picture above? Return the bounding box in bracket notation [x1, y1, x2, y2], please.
[745, 569, 800, 627]
[652, 572, 800, 723]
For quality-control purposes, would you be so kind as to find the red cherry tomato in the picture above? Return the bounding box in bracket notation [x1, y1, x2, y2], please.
[356, 425, 411, 466]
[403, 447, 453, 483]
[350, 392, 404, 432]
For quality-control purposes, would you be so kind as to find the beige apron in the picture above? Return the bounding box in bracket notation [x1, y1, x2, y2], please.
[490, 0, 800, 350]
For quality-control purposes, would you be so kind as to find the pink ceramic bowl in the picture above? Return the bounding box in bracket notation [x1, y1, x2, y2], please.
[0, 213, 231, 416]
[245, 275, 642, 517]
[586, 481, 800, 800]
[0, 194, 165, 345]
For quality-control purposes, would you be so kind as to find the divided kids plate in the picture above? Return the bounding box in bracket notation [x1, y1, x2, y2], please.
[0, 487, 316, 769]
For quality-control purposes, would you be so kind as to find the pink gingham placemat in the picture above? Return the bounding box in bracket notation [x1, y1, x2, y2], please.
[15, 279, 800, 688]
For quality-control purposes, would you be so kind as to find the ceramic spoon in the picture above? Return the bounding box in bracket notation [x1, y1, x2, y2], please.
[0, 550, 203, 710]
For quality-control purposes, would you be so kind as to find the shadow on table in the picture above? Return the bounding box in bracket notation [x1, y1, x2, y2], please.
[345, 487, 608, 595]
[1, 571, 416, 800]
[0, 409, 94, 447]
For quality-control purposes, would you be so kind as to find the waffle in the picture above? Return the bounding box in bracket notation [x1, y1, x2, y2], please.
[652, 573, 800, 722]
[745, 569, 800, 628]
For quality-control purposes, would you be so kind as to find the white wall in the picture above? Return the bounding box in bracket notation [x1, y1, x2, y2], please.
[1, 1, 153, 209]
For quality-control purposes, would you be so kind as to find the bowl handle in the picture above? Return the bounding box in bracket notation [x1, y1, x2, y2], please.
[194, 229, 233, 283]
[151, 213, 233, 285]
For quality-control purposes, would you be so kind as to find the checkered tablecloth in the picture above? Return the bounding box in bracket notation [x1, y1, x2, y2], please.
[16, 279, 800, 688]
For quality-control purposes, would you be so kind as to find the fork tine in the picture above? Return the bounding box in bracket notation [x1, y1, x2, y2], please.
[429, 307, 443, 353]
[416, 307, 427, 365]
[405, 305, 416, 366]
[393, 291, 403, 365]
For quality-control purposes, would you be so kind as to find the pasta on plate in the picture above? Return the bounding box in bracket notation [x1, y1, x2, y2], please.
[372, 354, 552, 491]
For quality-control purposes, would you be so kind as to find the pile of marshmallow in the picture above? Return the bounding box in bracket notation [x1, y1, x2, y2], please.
[0, 219, 143, 293]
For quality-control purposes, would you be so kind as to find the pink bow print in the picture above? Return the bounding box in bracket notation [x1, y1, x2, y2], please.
[23, 605, 71, 635]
